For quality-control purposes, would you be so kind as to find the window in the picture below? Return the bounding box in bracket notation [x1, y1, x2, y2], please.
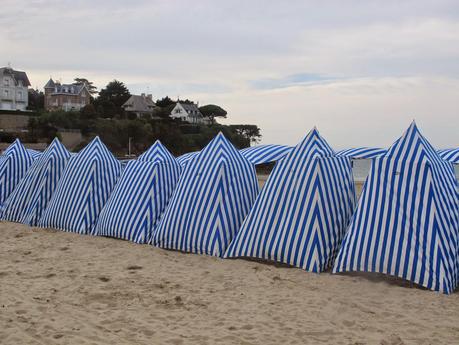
[175, 108, 182, 114]
[4, 78, 9, 86]
[4, 90, 9, 98]
[18, 91, 22, 100]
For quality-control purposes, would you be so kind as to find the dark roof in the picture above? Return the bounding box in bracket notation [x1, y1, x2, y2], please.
[44, 78, 56, 89]
[45, 81, 88, 95]
[0, 67, 31, 87]
[178, 102, 203, 117]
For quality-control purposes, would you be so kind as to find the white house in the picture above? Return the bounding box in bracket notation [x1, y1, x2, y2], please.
[0, 67, 30, 111]
[169, 102, 209, 124]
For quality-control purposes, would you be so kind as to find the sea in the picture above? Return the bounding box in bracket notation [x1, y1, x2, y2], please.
[352, 159, 459, 182]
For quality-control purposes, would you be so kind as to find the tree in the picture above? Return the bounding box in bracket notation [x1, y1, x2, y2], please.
[80, 104, 98, 120]
[73, 78, 98, 95]
[27, 89, 44, 111]
[229, 125, 262, 145]
[199, 104, 227, 124]
[156, 96, 175, 108]
[94, 80, 131, 118]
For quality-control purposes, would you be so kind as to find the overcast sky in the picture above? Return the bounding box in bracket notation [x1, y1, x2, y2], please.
[2, 0, 459, 148]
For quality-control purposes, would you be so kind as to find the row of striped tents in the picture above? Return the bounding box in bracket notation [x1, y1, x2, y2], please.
[1, 138, 71, 226]
[336, 147, 387, 159]
[239, 144, 293, 165]
[225, 128, 356, 272]
[334, 122, 459, 294]
[153, 132, 259, 257]
[438, 148, 459, 164]
[39, 137, 122, 234]
[0, 139, 37, 206]
[94, 141, 181, 244]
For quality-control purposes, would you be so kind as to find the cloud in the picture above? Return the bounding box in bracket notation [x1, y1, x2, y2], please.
[250, 73, 339, 90]
[1, 0, 458, 148]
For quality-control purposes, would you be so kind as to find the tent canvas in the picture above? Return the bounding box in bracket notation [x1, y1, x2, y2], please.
[94, 141, 181, 243]
[1, 138, 71, 226]
[0, 139, 36, 206]
[39, 137, 121, 234]
[333, 122, 459, 294]
[225, 128, 356, 272]
[153, 132, 259, 257]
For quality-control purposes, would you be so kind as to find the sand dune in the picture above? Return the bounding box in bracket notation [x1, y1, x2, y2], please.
[1, 222, 458, 345]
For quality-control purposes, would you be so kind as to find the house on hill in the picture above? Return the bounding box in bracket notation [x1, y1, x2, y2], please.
[44, 78, 90, 111]
[0, 67, 31, 111]
[122, 93, 159, 118]
[170, 101, 209, 124]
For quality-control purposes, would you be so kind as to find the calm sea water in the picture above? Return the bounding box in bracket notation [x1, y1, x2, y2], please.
[352, 159, 459, 182]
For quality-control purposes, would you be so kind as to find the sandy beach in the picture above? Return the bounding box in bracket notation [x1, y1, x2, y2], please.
[1, 221, 458, 345]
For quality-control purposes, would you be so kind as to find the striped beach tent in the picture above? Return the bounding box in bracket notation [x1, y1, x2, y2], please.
[336, 147, 387, 159]
[27, 149, 42, 160]
[1, 138, 71, 225]
[438, 148, 459, 164]
[153, 132, 259, 257]
[39, 137, 121, 234]
[0, 139, 36, 206]
[94, 141, 181, 243]
[176, 151, 199, 167]
[240, 144, 293, 165]
[225, 128, 356, 272]
[333, 122, 459, 294]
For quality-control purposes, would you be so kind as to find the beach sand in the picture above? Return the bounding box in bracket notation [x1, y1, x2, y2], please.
[1, 222, 458, 344]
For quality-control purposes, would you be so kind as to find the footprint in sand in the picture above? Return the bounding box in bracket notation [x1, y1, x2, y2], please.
[98, 276, 110, 282]
[126, 265, 143, 270]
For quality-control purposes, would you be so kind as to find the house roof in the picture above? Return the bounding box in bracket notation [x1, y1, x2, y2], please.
[44, 78, 56, 89]
[122, 95, 158, 113]
[177, 102, 203, 117]
[0, 67, 31, 87]
[44, 80, 87, 96]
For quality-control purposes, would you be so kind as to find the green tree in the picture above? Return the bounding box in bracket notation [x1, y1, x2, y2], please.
[27, 89, 44, 111]
[228, 125, 262, 145]
[199, 104, 227, 124]
[73, 78, 98, 95]
[156, 96, 175, 108]
[94, 80, 131, 118]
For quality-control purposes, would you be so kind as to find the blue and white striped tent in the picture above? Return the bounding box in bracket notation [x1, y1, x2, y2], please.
[0, 139, 36, 206]
[438, 148, 459, 164]
[1, 138, 71, 226]
[39, 137, 122, 234]
[239, 144, 293, 165]
[225, 128, 356, 272]
[153, 132, 259, 257]
[176, 151, 199, 167]
[94, 141, 181, 243]
[27, 149, 42, 160]
[336, 147, 387, 159]
[333, 122, 459, 294]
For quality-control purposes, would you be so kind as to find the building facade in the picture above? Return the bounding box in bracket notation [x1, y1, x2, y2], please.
[0, 67, 30, 111]
[44, 78, 90, 111]
[122, 93, 159, 118]
[169, 102, 209, 124]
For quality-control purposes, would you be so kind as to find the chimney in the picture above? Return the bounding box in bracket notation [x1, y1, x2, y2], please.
[141, 93, 145, 97]
[147, 94, 152, 100]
